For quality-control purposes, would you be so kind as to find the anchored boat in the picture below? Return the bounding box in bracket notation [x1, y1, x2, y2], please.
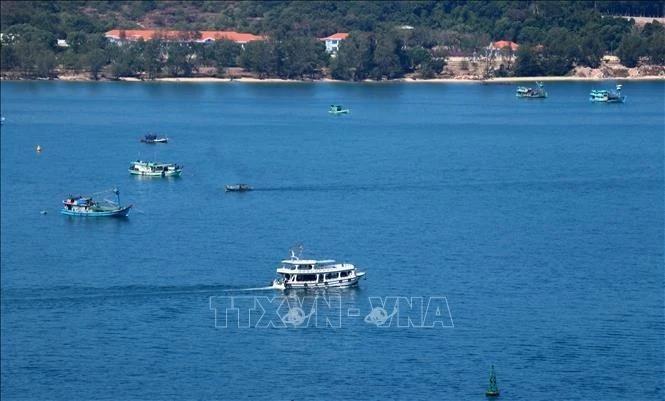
[61, 188, 131, 217]
[129, 160, 182, 177]
[140, 134, 168, 144]
[225, 184, 252, 192]
[590, 84, 625, 103]
[271, 247, 365, 290]
[329, 104, 350, 115]
[516, 82, 547, 98]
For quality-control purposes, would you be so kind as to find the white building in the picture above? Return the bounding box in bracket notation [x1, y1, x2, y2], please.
[319, 32, 349, 54]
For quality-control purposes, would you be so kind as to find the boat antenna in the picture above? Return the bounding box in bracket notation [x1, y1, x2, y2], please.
[289, 243, 304, 260]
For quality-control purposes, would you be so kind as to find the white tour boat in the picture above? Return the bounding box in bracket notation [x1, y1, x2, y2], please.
[129, 160, 182, 177]
[271, 249, 365, 290]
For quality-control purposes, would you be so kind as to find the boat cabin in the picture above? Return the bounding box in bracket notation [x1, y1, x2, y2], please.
[274, 258, 363, 288]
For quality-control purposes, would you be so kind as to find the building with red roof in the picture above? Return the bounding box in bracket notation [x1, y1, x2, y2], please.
[318, 32, 349, 54]
[489, 40, 519, 52]
[105, 29, 266, 44]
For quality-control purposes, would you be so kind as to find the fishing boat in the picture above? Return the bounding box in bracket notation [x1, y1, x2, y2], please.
[590, 84, 626, 103]
[271, 246, 365, 290]
[61, 188, 131, 217]
[516, 82, 547, 98]
[140, 134, 168, 144]
[485, 365, 500, 397]
[225, 184, 252, 192]
[129, 160, 182, 177]
[328, 104, 350, 115]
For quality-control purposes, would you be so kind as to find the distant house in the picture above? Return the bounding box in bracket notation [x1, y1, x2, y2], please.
[319, 32, 349, 54]
[57, 39, 69, 48]
[488, 40, 519, 52]
[105, 29, 266, 45]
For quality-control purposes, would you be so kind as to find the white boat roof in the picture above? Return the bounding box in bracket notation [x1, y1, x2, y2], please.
[277, 263, 355, 274]
[131, 160, 177, 166]
[281, 259, 336, 265]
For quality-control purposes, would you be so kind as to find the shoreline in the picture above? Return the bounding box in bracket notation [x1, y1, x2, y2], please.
[2, 75, 664, 84]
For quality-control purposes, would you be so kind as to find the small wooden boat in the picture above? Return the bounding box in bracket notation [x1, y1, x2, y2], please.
[516, 82, 547, 98]
[225, 184, 253, 192]
[329, 104, 350, 115]
[129, 160, 182, 177]
[61, 189, 131, 217]
[590, 84, 625, 103]
[140, 134, 168, 144]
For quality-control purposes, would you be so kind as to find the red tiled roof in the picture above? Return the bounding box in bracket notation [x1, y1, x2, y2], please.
[492, 41, 519, 51]
[199, 31, 266, 42]
[105, 29, 266, 43]
[319, 32, 349, 41]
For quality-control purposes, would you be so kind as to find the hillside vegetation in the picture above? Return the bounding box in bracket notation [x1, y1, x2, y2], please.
[1, 1, 663, 80]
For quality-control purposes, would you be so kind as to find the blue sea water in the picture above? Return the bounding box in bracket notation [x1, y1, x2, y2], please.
[1, 80, 663, 401]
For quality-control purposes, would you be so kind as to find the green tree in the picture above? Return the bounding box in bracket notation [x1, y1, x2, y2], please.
[34, 50, 56, 77]
[514, 45, 544, 76]
[0, 45, 18, 70]
[207, 40, 241, 69]
[143, 39, 163, 79]
[164, 42, 199, 77]
[616, 33, 645, 68]
[275, 36, 327, 79]
[86, 48, 107, 79]
[240, 40, 278, 78]
[330, 33, 374, 81]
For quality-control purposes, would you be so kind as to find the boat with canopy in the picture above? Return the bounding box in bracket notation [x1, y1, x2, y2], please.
[61, 188, 131, 217]
[516, 82, 547, 98]
[129, 160, 182, 177]
[590, 84, 626, 103]
[271, 246, 365, 290]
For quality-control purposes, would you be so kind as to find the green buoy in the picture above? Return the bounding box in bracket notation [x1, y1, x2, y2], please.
[485, 365, 500, 397]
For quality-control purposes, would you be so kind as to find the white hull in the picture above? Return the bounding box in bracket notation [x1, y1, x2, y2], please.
[273, 273, 365, 290]
[129, 170, 181, 177]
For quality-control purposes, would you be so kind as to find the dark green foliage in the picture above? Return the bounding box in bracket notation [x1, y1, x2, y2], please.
[203, 40, 241, 69]
[617, 33, 646, 68]
[240, 41, 278, 78]
[513, 46, 544, 77]
[164, 42, 199, 77]
[330, 33, 374, 81]
[274, 36, 327, 79]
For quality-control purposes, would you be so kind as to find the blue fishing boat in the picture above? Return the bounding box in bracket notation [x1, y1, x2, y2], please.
[590, 84, 626, 103]
[516, 82, 547, 98]
[61, 188, 131, 217]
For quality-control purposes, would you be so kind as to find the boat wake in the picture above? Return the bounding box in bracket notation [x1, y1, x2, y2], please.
[220, 286, 275, 292]
[2, 284, 275, 303]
